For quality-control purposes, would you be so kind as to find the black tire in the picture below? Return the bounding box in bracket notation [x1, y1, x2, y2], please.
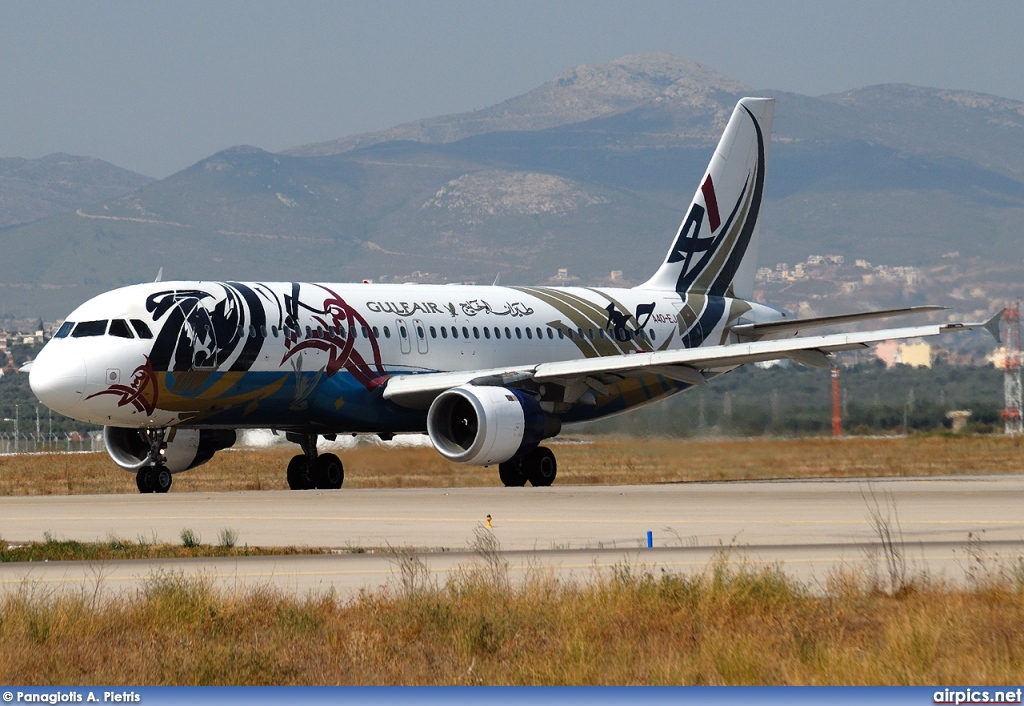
[155, 467, 172, 493]
[287, 455, 311, 490]
[498, 457, 528, 487]
[135, 469, 152, 494]
[142, 467, 158, 493]
[313, 453, 344, 490]
[525, 447, 557, 487]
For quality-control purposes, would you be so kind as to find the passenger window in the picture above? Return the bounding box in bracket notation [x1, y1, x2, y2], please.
[451, 327, 459, 339]
[108, 319, 134, 339]
[567, 329, 574, 340]
[536, 327, 543, 339]
[588, 328, 594, 339]
[383, 326, 391, 339]
[526, 328, 533, 340]
[416, 325, 425, 339]
[271, 326, 279, 338]
[429, 326, 437, 338]
[250, 325, 258, 339]
[372, 326, 379, 338]
[362, 326, 370, 338]
[515, 327, 522, 339]
[557, 328, 564, 339]
[130, 319, 153, 339]
[54, 322, 74, 339]
[504, 327, 511, 339]
[547, 328, 553, 339]
[72, 320, 107, 338]
[650, 330, 657, 341]
[473, 327, 480, 339]
[484, 328, 491, 339]
[598, 329, 605, 339]
[462, 327, 469, 339]
[440, 327, 448, 339]
[260, 325, 267, 338]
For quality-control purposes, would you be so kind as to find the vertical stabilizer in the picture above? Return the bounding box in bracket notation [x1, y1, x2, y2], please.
[639, 97, 773, 299]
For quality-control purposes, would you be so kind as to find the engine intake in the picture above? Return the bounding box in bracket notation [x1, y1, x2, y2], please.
[427, 386, 560, 465]
[104, 427, 237, 473]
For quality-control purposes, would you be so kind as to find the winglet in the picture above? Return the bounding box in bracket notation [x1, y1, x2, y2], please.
[983, 309, 1005, 344]
[18, 360, 34, 373]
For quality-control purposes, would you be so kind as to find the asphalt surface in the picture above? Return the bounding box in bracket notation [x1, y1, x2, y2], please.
[2, 475, 1022, 597]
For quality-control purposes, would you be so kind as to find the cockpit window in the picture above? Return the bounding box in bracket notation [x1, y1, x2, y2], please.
[54, 322, 74, 339]
[71, 320, 108, 338]
[108, 319, 134, 339]
[130, 319, 153, 339]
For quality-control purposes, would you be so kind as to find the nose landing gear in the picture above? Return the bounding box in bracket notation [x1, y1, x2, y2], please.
[135, 428, 172, 494]
[286, 432, 344, 490]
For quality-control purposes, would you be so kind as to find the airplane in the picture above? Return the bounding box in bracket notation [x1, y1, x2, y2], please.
[26, 97, 1001, 493]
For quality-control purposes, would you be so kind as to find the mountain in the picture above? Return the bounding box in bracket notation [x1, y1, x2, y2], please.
[284, 54, 747, 156]
[0, 153, 153, 229]
[1, 54, 1022, 321]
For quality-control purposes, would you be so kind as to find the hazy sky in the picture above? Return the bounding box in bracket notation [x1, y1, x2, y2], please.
[2, 1, 1022, 178]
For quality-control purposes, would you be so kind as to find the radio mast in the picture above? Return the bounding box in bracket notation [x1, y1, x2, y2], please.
[1002, 299, 1022, 436]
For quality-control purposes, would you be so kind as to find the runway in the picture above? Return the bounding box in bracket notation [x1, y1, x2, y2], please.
[2, 474, 1023, 597]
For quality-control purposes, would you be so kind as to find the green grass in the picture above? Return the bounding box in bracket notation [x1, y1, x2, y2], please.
[0, 534, 331, 563]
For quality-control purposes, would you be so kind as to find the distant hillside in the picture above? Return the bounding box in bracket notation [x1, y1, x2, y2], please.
[1, 54, 1022, 321]
[284, 54, 747, 156]
[0, 153, 153, 229]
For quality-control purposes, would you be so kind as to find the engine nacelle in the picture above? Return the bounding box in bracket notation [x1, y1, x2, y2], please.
[427, 386, 560, 465]
[104, 427, 237, 473]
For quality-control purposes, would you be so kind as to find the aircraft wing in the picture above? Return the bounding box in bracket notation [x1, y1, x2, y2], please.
[382, 320, 992, 409]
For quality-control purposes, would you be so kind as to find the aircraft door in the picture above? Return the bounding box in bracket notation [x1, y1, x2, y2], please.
[396, 319, 412, 354]
[413, 319, 429, 354]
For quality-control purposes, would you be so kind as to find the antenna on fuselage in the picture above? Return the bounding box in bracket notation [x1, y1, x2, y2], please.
[492, 272, 501, 286]
[154, 267, 163, 283]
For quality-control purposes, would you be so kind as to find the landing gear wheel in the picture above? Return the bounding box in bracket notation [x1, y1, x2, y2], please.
[524, 447, 557, 487]
[135, 467, 159, 493]
[498, 457, 528, 487]
[287, 454, 311, 490]
[155, 467, 172, 493]
[313, 453, 344, 490]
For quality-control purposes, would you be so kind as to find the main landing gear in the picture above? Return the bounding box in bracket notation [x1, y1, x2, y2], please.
[285, 432, 344, 490]
[498, 447, 557, 487]
[135, 428, 172, 494]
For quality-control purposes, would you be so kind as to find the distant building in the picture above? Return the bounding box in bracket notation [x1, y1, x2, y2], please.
[875, 340, 933, 368]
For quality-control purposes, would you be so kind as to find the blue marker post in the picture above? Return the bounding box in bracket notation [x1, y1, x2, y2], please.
[646, 530, 653, 548]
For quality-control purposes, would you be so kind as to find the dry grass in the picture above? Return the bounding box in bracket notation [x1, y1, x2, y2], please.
[1, 556, 1022, 685]
[1, 434, 1023, 495]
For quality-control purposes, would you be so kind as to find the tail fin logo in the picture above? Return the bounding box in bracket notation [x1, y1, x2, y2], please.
[666, 173, 748, 291]
[701, 175, 721, 232]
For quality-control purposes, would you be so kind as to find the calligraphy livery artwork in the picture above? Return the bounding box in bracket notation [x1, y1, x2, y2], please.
[280, 284, 387, 390]
[85, 357, 158, 416]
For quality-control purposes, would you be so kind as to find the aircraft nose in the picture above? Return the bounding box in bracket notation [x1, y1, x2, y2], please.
[29, 354, 88, 413]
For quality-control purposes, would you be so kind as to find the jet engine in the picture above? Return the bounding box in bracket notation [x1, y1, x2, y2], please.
[103, 426, 237, 473]
[426, 386, 561, 465]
